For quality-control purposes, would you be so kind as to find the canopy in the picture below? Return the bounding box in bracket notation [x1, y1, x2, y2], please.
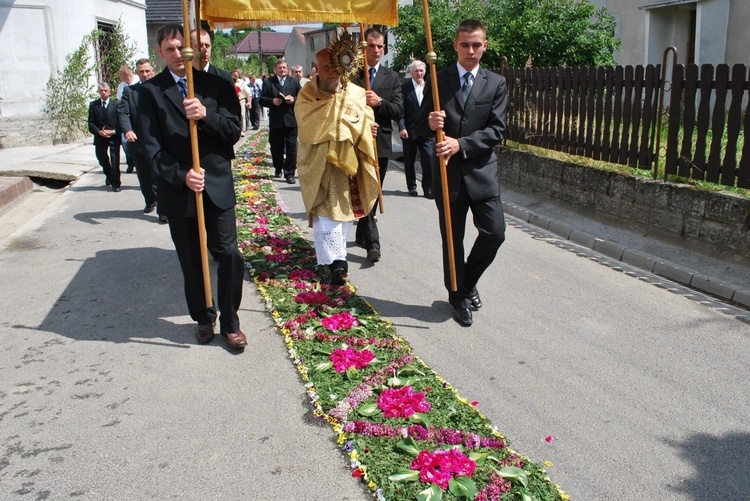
[201, 0, 399, 28]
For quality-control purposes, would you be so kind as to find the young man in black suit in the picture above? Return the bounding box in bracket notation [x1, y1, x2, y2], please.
[398, 59, 434, 198]
[259, 59, 301, 184]
[118, 58, 157, 214]
[88, 82, 121, 191]
[139, 24, 247, 350]
[417, 19, 507, 327]
[351, 27, 404, 263]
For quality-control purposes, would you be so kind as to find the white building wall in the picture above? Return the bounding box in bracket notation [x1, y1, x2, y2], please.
[0, 0, 147, 144]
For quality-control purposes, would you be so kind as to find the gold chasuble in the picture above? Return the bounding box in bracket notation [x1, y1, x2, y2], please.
[295, 78, 380, 223]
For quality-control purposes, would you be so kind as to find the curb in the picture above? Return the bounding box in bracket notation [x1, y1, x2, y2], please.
[0, 176, 33, 209]
[502, 201, 750, 311]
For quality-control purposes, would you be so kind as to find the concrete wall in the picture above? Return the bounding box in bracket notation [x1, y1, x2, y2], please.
[0, 0, 148, 147]
[498, 148, 750, 262]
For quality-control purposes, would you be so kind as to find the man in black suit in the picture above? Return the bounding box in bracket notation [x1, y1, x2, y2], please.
[351, 27, 403, 263]
[398, 59, 434, 198]
[118, 58, 157, 213]
[88, 82, 121, 191]
[417, 19, 507, 327]
[259, 59, 301, 184]
[190, 29, 234, 85]
[139, 24, 247, 350]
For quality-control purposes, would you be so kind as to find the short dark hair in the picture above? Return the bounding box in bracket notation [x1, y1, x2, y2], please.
[364, 27, 385, 41]
[135, 58, 152, 67]
[455, 19, 486, 40]
[156, 24, 184, 47]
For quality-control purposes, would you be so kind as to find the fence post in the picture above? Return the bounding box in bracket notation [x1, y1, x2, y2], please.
[653, 46, 678, 180]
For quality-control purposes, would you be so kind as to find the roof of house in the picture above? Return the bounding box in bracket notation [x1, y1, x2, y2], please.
[232, 31, 297, 54]
[145, 0, 183, 23]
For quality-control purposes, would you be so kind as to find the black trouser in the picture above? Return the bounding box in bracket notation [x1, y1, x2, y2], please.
[95, 138, 121, 187]
[269, 126, 297, 178]
[249, 100, 261, 129]
[403, 136, 434, 192]
[355, 156, 388, 252]
[133, 152, 156, 207]
[168, 195, 245, 333]
[435, 187, 506, 308]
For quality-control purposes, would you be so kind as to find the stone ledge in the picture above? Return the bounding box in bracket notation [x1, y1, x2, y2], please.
[0, 176, 33, 209]
[499, 148, 750, 261]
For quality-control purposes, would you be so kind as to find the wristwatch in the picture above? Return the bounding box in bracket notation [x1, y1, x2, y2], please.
[378, 99, 383, 107]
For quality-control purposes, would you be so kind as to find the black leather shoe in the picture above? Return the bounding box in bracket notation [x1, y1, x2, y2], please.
[424, 188, 434, 199]
[158, 215, 169, 224]
[367, 249, 381, 263]
[452, 306, 473, 327]
[112, 186, 121, 192]
[196, 323, 216, 344]
[144, 203, 156, 214]
[468, 289, 482, 310]
[408, 189, 418, 196]
[272, 171, 281, 178]
[286, 177, 296, 184]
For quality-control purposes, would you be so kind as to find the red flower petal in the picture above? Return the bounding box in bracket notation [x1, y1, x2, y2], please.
[352, 469, 363, 477]
[545, 435, 554, 442]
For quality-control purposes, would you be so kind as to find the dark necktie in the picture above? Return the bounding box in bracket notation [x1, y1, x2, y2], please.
[177, 78, 187, 98]
[369, 67, 376, 88]
[101, 100, 107, 108]
[461, 72, 473, 104]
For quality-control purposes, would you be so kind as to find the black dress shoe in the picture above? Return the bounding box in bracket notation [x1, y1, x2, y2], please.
[367, 249, 381, 263]
[144, 203, 156, 214]
[158, 215, 169, 224]
[272, 171, 281, 178]
[196, 323, 216, 344]
[112, 186, 121, 192]
[468, 289, 482, 310]
[285, 177, 296, 184]
[424, 188, 434, 199]
[452, 306, 473, 327]
[408, 189, 418, 196]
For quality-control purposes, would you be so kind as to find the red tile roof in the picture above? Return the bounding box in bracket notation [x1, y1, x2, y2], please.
[232, 31, 293, 54]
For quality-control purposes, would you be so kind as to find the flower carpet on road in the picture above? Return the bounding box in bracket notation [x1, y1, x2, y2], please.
[233, 133, 568, 501]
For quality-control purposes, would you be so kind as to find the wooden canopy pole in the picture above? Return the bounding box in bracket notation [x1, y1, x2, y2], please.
[421, 0, 457, 291]
[359, 23, 385, 213]
[181, 0, 213, 308]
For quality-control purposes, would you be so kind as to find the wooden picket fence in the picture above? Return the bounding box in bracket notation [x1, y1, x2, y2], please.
[500, 61, 750, 189]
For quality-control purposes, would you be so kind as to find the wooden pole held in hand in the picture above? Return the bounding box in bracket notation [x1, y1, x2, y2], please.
[182, 0, 213, 308]
[421, 0, 457, 291]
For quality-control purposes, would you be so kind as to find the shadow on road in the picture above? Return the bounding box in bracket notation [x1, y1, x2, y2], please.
[22, 247, 197, 347]
[665, 431, 750, 499]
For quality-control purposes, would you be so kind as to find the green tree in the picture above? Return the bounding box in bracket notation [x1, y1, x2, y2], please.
[45, 36, 95, 144]
[392, 0, 620, 71]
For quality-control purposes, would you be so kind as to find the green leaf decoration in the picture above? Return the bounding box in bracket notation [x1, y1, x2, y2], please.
[357, 402, 380, 417]
[416, 483, 443, 501]
[398, 363, 425, 376]
[468, 451, 490, 465]
[497, 466, 529, 488]
[387, 468, 420, 483]
[312, 346, 332, 355]
[314, 361, 332, 372]
[448, 476, 477, 499]
[408, 412, 431, 427]
[394, 437, 421, 457]
[387, 376, 403, 387]
[521, 493, 532, 501]
[345, 367, 359, 380]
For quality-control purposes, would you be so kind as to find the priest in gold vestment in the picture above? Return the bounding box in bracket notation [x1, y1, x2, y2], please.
[295, 47, 380, 285]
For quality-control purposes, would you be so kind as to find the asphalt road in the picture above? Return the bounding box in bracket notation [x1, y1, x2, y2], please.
[1, 141, 749, 500]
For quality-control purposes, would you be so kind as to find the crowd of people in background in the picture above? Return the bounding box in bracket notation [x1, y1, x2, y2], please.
[87, 19, 506, 346]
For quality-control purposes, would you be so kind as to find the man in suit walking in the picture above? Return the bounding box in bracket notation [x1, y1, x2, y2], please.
[417, 19, 507, 327]
[190, 29, 234, 85]
[351, 27, 403, 263]
[139, 24, 247, 350]
[398, 59, 434, 198]
[88, 82, 121, 191]
[259, 59, 301, 184]
[118, 58, 157, 214]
